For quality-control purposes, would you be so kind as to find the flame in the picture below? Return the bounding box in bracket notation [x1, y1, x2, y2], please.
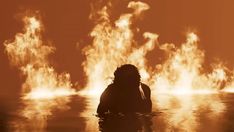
[80, 2, 157, 131]
[81, 1, 156, 96]
[4, 16, 76, 130]
[81, 1, 234, 97]
[128, 1, 150, 15]
[153, 33, 218, 94]
[80, 1, 230, 131]
[151, 32, 233, 95]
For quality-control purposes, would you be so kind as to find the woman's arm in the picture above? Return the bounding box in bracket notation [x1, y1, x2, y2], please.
[97, 87, 111, 115]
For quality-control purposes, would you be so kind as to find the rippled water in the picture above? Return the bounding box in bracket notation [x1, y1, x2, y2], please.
[2, 93, 234, 132]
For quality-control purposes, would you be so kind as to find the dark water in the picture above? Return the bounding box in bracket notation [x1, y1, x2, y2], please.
[1, 93, 234, 132]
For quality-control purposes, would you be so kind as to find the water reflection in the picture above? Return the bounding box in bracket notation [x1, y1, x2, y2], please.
[151, 93, 226, 132]
[5, 93, 234, 131]
[98, 113, 153, 132]
[0, 104, 8, 131]
[9, 95, 87, 132]
[10, 97, 72, 131]
[80, 96, 100, 132]
[82, 93, 228, 132]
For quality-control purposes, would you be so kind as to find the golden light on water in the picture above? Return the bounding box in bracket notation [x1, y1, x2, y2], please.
[24, 88, 76, 100]
[222, 88, 234, 93]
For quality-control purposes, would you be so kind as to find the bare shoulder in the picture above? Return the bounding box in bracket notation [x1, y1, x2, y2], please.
[100, 84, 114, 98]
[140, 83, 151, 97]
[103, 84, 114, 93]
[141, 83, 151, 92]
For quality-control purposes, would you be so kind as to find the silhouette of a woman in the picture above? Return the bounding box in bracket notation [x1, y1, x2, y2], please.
[97, 64, 152, 115]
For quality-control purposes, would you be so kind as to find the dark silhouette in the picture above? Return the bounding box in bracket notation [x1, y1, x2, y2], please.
[97, 64, 152, 115]
[98, 114, 153, 132]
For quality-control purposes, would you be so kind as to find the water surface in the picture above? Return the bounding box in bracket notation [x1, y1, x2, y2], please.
[2, 93, 234, 132]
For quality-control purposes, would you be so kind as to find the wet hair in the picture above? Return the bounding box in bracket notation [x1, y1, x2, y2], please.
[113, 64, 141, 88]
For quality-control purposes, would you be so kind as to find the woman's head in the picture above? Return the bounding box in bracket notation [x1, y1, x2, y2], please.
[113, 64, 141, 88]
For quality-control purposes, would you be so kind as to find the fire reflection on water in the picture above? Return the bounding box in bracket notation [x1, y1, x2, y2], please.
[11, 96, 73, 131]
[80, 92, 226, 132]
[151, 93, 225, 132]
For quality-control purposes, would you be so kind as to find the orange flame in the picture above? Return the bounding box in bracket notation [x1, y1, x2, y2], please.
[80, 2, 157, 131]
[81, 1, 234, 97]
[4, 16, 76, 130]
[153, 32, 222, 94]
[81, 1, 157, 96]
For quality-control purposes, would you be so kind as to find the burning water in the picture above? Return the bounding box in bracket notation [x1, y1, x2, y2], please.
[4, 16, 76, 131]
[3, 1, 234, 131]
[81, 1, 234, 96]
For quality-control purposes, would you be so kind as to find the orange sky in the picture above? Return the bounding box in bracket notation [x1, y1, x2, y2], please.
[1, 0, 234, 104]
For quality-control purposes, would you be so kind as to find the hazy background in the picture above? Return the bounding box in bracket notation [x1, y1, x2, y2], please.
[1, 0, 234, 109]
